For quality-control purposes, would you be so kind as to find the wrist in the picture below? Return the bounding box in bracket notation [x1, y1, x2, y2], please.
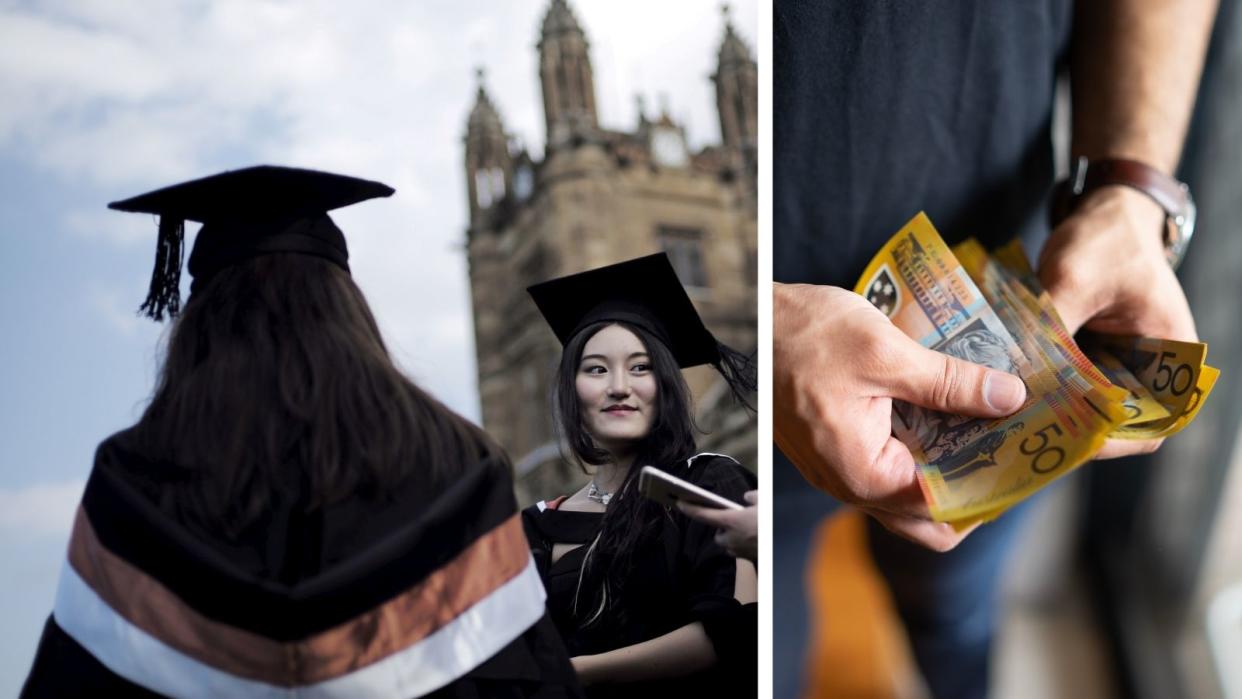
[772, 282, 802, 325]
[1060, 184, 1168, 260]
[773, 283, 812, 361]
[1053, 156, 1196, 267]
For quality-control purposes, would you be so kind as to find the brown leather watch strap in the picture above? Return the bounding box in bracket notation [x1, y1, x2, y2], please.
[1052, 156, 1197, 268]
[1073, 158, 1190, 217]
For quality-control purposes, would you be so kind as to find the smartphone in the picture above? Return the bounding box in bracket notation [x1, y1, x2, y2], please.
[638, 466, 744, 510]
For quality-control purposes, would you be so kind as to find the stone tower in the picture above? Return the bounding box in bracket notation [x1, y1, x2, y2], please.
[713, 5, 758, 180]
[538, 0, 599, 149]
[464, 70, 513, 232]
[464, 1, 758, 504]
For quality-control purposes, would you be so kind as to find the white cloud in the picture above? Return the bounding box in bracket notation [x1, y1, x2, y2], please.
[0, 480, 84, 538]
[86, 282, 152, 337]
[64, 206, 153, 246]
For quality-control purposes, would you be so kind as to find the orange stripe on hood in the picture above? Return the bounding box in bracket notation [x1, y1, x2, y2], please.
[66, 507, 530, 686]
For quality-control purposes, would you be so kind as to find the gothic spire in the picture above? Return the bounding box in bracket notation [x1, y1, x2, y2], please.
[717, 4, 753, 69]
[467, 67, 505, 136]
[538, 0, 597, 148]
[713, 4, 757, 154]
[464, 67, 512, 229]
[541, 0, 583, 37]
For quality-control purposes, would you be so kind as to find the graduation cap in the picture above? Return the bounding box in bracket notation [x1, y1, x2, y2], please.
[527, 253, 756, 405]
[108, 165, 395, 321]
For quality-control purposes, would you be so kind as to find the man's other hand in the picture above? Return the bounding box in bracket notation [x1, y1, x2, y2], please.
[1039, 186, 1198, 459]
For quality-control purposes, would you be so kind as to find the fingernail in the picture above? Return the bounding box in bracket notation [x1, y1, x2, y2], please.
[984, 372, 1026, 414]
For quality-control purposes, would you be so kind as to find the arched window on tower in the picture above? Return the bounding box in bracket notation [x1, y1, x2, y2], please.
[733, 89, 750, 145]
[475, 167, 505, 209]
[555, 54, 571, 115]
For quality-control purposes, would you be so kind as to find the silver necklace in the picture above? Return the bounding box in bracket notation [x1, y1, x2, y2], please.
[586, 481, 613, 506]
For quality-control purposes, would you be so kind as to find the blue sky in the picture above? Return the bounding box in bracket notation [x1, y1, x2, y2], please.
[0, 0, 757, 691]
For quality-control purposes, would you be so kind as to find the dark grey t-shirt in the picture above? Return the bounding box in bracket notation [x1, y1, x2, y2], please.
[773, 0, 1072, 493]
[774, 0, 1073, 289]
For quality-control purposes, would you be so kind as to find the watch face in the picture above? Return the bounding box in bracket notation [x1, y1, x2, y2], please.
[651, 128, 688, 168]
[1168, 194, 1195, 269]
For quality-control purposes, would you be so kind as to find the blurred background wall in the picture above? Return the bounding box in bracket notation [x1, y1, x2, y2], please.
[1082, 1, 1242, 697]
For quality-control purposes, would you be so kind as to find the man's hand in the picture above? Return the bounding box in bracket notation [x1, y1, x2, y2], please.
[1038, 186, 1198, 459]
[679, 491, 758, 563]
[774, 283, 1027, 551]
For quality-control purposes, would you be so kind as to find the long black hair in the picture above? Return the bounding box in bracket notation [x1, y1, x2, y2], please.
[554, 320, 697, 626]
[129, 253, 505, 536]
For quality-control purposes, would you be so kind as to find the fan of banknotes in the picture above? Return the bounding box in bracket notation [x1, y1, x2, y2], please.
[855, 212, 1219, 528]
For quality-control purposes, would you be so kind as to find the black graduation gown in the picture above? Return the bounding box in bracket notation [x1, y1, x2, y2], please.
[22, 429, 582, 698]
[521, 454, 757, 699]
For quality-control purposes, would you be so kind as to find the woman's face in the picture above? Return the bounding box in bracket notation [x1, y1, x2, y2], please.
[575, 324, 658, 453]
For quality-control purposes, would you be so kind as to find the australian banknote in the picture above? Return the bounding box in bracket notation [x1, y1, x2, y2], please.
[855, 212, 1217, 525]
[986, 237, 1218, 439]
[856, 213, 1128, 523]
[989, 237, 1218, 438]
[1085, 335, 1219, 439]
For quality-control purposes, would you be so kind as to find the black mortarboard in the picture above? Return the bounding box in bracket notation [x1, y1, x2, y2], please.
[527, 253, 756, 404]
[108, 165, 395, 321]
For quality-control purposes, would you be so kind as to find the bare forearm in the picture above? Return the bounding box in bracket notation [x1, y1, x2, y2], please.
[1071, 0, 1217, 170]
[735, 559, 758, 603]
[573, 622, 716, 686]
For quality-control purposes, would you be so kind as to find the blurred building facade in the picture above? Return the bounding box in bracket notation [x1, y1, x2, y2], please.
[463, 0, 757, 504]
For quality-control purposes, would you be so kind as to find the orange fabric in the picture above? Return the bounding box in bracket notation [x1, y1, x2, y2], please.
[803, 510, 925, 699]
[67, 507, 530, 686]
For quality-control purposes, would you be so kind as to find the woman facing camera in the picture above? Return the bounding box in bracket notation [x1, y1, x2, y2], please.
[23, 166, 580, 698]
[522, 254, 758, 697]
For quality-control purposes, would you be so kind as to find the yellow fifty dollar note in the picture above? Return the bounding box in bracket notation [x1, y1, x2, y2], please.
[856, 213, 1126, 522]
[1089, 335, 1215, 439]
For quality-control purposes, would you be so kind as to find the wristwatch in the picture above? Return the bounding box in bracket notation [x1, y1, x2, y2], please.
[1051, 156, 1197, 269]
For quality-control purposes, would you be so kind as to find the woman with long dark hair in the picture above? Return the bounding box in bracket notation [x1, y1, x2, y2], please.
[23, 166, 580, 698]
[522, 254, 758, 697]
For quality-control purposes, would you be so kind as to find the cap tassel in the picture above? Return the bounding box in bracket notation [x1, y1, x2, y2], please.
[138, 217, 185, 321]
[713, 341, 757, 411]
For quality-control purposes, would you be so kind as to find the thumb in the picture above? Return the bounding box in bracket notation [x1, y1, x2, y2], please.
[887, 340, 1026, 418]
